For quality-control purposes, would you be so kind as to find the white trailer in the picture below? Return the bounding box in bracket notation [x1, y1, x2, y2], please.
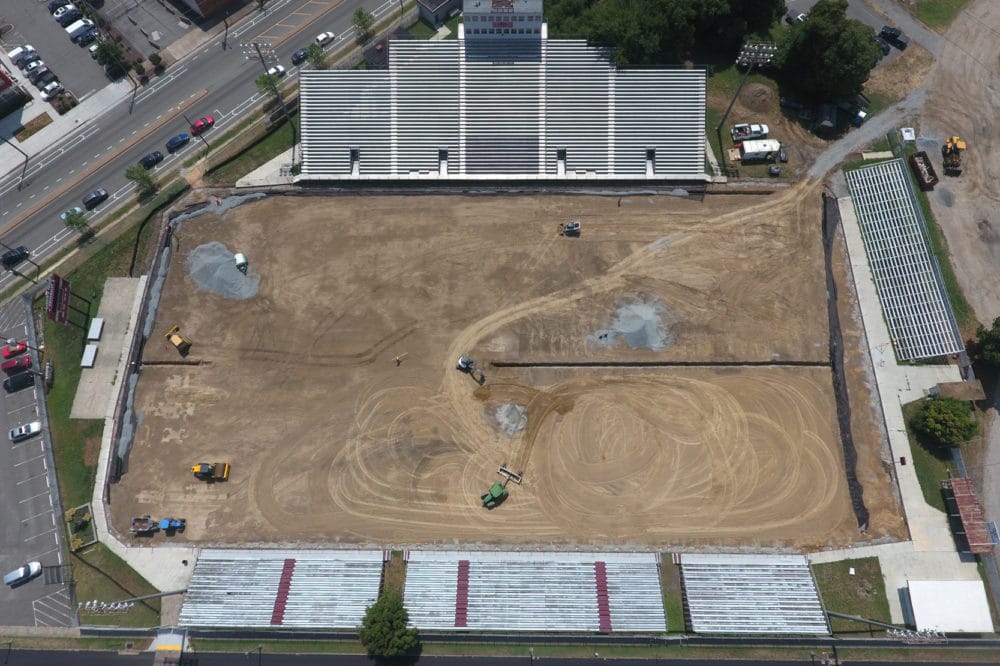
[739, 139, 781, 162]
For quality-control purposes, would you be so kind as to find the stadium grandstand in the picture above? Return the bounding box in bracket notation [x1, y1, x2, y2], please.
[298, 0, 706, 182]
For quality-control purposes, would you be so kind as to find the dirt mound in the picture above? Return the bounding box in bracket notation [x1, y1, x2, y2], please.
[740, 83, 775, 113]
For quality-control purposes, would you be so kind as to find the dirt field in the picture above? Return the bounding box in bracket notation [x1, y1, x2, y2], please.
[112, 190, 897, 549]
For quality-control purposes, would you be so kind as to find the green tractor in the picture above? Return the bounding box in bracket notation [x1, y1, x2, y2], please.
[481, 482, 508, 509]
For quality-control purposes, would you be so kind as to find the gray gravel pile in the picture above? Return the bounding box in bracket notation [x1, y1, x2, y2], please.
[495, 404, 527, 436]
[186, 241, 260, 300]
[589, 297, 672, 351]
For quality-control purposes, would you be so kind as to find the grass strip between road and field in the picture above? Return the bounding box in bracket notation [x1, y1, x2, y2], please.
[901, 399, 953, 513]
[202, 112, 298, 186]
[911, 0, 972, 30]
[72, 542, 161, 627]
[812, 557, 891, 635]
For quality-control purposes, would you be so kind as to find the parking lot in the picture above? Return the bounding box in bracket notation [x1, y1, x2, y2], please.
[0, 0, 115, 103]
[0, 305, 72, 627]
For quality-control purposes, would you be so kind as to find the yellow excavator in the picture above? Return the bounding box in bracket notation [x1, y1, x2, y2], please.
[942, 135, 966, 175]
[165, 325, 192, 355]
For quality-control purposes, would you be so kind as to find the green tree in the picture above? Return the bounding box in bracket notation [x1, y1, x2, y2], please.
[776, 0, 882, 100]
[911, 397, 977, 449]
[125, 164, 158, 197]
[62, 209, 89, 233]
[306, 42, 327, 69]
[353, 8, 375, 45]
[94, 39, 124, 68]
[255, 72, 279, 97]
[973, 317, 1000, 365]
[358, 589, 420, 658]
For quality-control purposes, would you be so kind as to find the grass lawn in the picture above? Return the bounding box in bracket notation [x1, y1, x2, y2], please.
[658, 560, 685, 632]
[72, 543, 160, 627]
[406, 18, 437, 39]
[813, 558, 891, 635]
[443, 15, 461, 39]
[382, 553, 406, 595]
[901, 399, 954, 513]
[14, 113, 53, 141]
[203, 113, 298, 186]
[912, 0, 971, 30]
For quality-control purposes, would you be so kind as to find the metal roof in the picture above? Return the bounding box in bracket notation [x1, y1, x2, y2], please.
[844, 159, 963, 361]
[299, 30, 706, 181]
[178, 550, 383, 628]
[403, 551, 665, 631]
[681, 553, 829, 635]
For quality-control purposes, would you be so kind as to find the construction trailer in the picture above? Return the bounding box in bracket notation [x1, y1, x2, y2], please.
[739, 139, 782, 162]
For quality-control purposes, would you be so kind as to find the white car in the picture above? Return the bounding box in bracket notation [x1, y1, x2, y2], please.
[267, 65, 286, 78]
[41, 81, 64, 101]
[315, 32, 335, 46]
[53, 4, 77, 19]
[21, 59, 45, 75]
[9, 421, 42, 443]
[60, 206, 84, 221]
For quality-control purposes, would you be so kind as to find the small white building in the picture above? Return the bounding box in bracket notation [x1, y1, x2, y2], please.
[739, 139, 781, 162]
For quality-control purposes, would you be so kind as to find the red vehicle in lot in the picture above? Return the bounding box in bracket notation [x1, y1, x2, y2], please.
[1, 356, 31, 373]
[2, 342, 27, 359]
[190, 116, 214, 135]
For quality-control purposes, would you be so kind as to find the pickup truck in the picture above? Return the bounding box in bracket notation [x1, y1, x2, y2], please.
[731, 123, 769, 142]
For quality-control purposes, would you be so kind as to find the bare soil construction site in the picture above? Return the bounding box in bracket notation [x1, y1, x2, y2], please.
[112, 191, 903, 549]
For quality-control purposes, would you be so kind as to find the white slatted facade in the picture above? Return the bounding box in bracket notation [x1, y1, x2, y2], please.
[178, 550, 383, 628]
[403, 551, 665, 632]
[299, 30, 705, 181]
[681, 553, 829, 635]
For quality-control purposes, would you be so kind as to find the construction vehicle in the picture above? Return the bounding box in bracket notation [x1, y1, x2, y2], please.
[561, 221, 581, 237]
[165, 326, 192, 355]
[192, 462, 230, 481]
[941, 135, 966, 175]
[130, 515, 186, 534]
[481, 482, 508, 508]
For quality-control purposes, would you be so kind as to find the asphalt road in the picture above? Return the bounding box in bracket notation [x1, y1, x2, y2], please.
[0, 0, 397, 293]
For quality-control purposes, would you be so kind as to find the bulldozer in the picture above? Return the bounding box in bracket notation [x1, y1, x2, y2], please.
[941, 135, 966, 175]
[192, 462, 230, 482]
[165, 325, 192, 356]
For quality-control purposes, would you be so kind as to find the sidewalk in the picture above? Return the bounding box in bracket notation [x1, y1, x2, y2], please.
[832, 195, 980, 623]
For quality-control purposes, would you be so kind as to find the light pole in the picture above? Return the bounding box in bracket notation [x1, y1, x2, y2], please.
[0, 134, 30, 190]
[242, 41, 297, 166]
[255, 644, 263, 666]
[2, 640, 11, 665]
[222, 10, 232, 50]
[528, 646, 534, 664]
[715, 41, 777, 172]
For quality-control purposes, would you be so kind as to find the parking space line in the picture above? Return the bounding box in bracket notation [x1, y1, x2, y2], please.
[19, 491, 50, 504]
[24, 528, 56, 541]
[16, 472, 48, 486]
[32, 546, 60, 559]
[22, 509, 54, 522]
[14, 454, 45, 467]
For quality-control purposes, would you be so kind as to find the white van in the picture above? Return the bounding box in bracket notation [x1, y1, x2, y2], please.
[6, 45, 37, 66]
[65, 18, 94, 39]
[3, 561, 41, 586]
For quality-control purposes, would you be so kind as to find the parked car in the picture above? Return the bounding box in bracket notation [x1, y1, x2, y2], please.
[60, 206, 85, 222]
[2, 341, 27, 359]
[3, 562, 41, 587]
[48, 0, 73, 12]
[190, 116, 214, 134]
[89, 43, 99, 58]
[3, 372, 35, 393]
[315, 32, 335, 46]
[21, 59, 45, 75]
[779, 146, 788, 163]
[31, 68, 57, 86]
[267, 64, 286, 78]
[9, 421, 42, 443]
[40, 81, 64, 101]
[52, 4, 77, 19]
[1, 356, 32, 373]
[785, 12, 806, 24]
[77, 28, 100, 46]
[873, 35, 891, 56]
[57, 10, 83, 27]
[291, 48, 308, 65]
[6, 46, 37, 66]
[82, 188, 109, 209]
[0, 247, 29, 271]
[165, 133, 190, 153]
[138, 151, 163, 169]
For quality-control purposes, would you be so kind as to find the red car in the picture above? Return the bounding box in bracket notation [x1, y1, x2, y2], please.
[2, 342, 27, 359]
[190, 116, 214, 135]
[1, 356, 31, 373]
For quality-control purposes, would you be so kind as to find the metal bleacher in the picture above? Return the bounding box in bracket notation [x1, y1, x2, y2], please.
[404, 551, 665, 632]
[178, 549, 383, 628]
[680, 553, 829, 635]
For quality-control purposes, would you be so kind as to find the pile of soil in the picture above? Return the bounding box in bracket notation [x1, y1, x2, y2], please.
[740, 83, 776, 113]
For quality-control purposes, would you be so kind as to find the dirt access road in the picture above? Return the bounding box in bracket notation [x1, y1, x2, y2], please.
[111, 189, 901, 550]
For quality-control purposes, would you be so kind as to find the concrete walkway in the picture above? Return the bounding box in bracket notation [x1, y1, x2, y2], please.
[831, 195, 980, 623]
[234, 145, 295, 188]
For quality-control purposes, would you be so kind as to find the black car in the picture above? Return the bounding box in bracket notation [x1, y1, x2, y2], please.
[3, 372, 35, 394]
[82, 188, 109, 210]
[76, 29, 99, 45]
[879, 25, 909, 50]
[1, 246, 30, 271]
[139, 151, 163, 169]
[48, 0, 72, 12]
[34, 70, 58, 88]
[56, 10, 82, 26]
[29, 66, 53, 85]
[291, 48, 309, 65]
[873, 35, 891, 56]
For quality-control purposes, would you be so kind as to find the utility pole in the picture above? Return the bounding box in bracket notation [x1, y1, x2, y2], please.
[0, 135, 30, 190]
[222, 10, 231, 50]
[715, 41, 777, 172]
[182, 112, 210, 149]
[242, 41, 297, 166]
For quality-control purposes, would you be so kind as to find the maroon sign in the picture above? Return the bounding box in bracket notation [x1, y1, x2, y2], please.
[45, 274, 71, 324]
